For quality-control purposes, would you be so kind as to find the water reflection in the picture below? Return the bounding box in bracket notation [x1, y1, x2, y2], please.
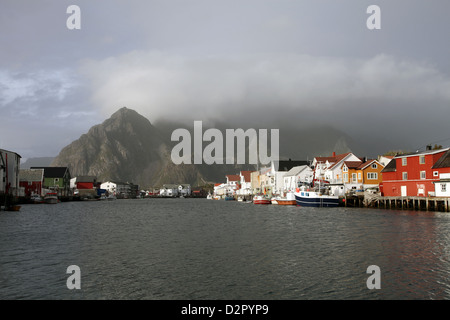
[1, 200, 450, 299]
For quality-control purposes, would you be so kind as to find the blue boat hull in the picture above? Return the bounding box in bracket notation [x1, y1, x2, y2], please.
[294, 194, 339, 207]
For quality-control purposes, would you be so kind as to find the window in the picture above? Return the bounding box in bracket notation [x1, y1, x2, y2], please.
[343, 173, 348, 183]
[442, 184, 447, 193]
[402, 172, 408, 180]
[420, 171, 426, 180]
[402, 158, 407, 166]
[343, 166, 348, 173]
[352, 173, 357, 183]
[434, 171, 439, 177]
[371, 163, 378, 169]
[358, 172, 362, 181]
[367, 172, 378, 180]
[419, 156, 425, 164]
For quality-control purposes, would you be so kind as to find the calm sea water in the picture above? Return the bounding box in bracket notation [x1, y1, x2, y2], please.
[1, 198, 450, 300]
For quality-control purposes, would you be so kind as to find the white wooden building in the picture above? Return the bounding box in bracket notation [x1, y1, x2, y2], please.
[0, 148, 22, 197]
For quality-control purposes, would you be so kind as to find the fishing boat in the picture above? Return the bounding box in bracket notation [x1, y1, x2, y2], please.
[224, 195, 235, 201]
[44, 192, 58, 204]
[3, 205, 21, 211]
[253, 195, 271, 205]
[275, 192, 297, 205]
[271, 197, 278, 205]
[294, 185, 339, 207]
[30, 194, 44, 204]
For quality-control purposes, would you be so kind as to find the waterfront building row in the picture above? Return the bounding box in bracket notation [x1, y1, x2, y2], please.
[214, 147, 450, 199]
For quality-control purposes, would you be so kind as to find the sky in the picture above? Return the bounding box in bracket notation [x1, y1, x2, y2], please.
[1, 0, 450, 159]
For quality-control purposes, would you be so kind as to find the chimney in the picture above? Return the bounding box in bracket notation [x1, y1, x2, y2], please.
[426, 145, 432, 151]
[332, 152, 336, 157]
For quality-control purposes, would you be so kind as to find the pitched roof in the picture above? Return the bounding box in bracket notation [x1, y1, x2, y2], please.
[357, 160, 379, 170]
[226, 174, 240, 182]
[19, 169, 44, 182]
[75, 176, 97, 183]
[284, 165, 309, 177]
[381, 158, 397, 173]
[343, 161, 363, 169]
[30, 167, 70, 178]
[396, 147, 449, 158]
[432, 150, 450, 169]
[328, 153, 353, 169]
[274, 160, 310, 171]
[314, 156, 336, 163]
[240, 171, 253, 182]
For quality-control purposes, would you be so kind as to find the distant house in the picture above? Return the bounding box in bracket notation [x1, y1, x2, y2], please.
[250, 171, 261, 195]
[257, 167, 272, 195]
[380, 147, 450, 197]
[71, 176, 98, 198]
[313, 152, 360, 184]
[225, 175, 240, 194]
[0, 148, 22, 197]
[282, 165, 314, 192]
[30, 167, 71, 196]
[312, 152, 361, 196]
[178, 184, 191, 197]
[100, 181, 117, 195]
[431, 150, 450, 197]
[341, 159, 385, 192]
[270, 159, 310, 194]
[19, 169, 44, 196]
[160, 184, 179, 197]
[237, 171, 254, 195]
[71, 176, 97, 190]
[213, 183, 226, 197]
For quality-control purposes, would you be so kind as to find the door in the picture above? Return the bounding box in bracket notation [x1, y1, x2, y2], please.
[401, 186, 407, 197]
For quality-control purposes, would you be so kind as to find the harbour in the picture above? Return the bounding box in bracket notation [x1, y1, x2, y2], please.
[2, 198, 450, 300]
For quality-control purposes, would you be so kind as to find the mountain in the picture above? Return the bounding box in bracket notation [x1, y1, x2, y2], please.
[51, 107, 205, 187]
[51, 107, 379, 188]
[21, 157, 55, 169]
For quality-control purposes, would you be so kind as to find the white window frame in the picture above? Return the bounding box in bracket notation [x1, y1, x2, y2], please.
[402, 158, 407, 166]
[402, 172, 408, 180]
[371, 163, 377, 169]
[419, 156, 425, 164]
[367, 172, 378, 180]
[442, 184, 447, 193]
[420, 171, 426, 180]
[433, 171, 439, 177]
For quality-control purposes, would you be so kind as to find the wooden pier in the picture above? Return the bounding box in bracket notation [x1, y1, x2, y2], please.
[344, 194, 450, 212]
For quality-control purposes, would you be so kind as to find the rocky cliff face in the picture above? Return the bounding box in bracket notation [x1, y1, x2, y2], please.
[51, 107, 206, 187]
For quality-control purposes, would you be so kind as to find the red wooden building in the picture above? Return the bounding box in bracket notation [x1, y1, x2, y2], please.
[19, 169, 44, 196]
[380, 147, 450, 197]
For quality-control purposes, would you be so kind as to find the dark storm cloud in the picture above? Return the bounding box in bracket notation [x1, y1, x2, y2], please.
[1, 0, 450, 157]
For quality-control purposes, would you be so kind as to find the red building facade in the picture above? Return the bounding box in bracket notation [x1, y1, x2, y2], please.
[381, 148, 450, 197]
[19, 169, 44, 196]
